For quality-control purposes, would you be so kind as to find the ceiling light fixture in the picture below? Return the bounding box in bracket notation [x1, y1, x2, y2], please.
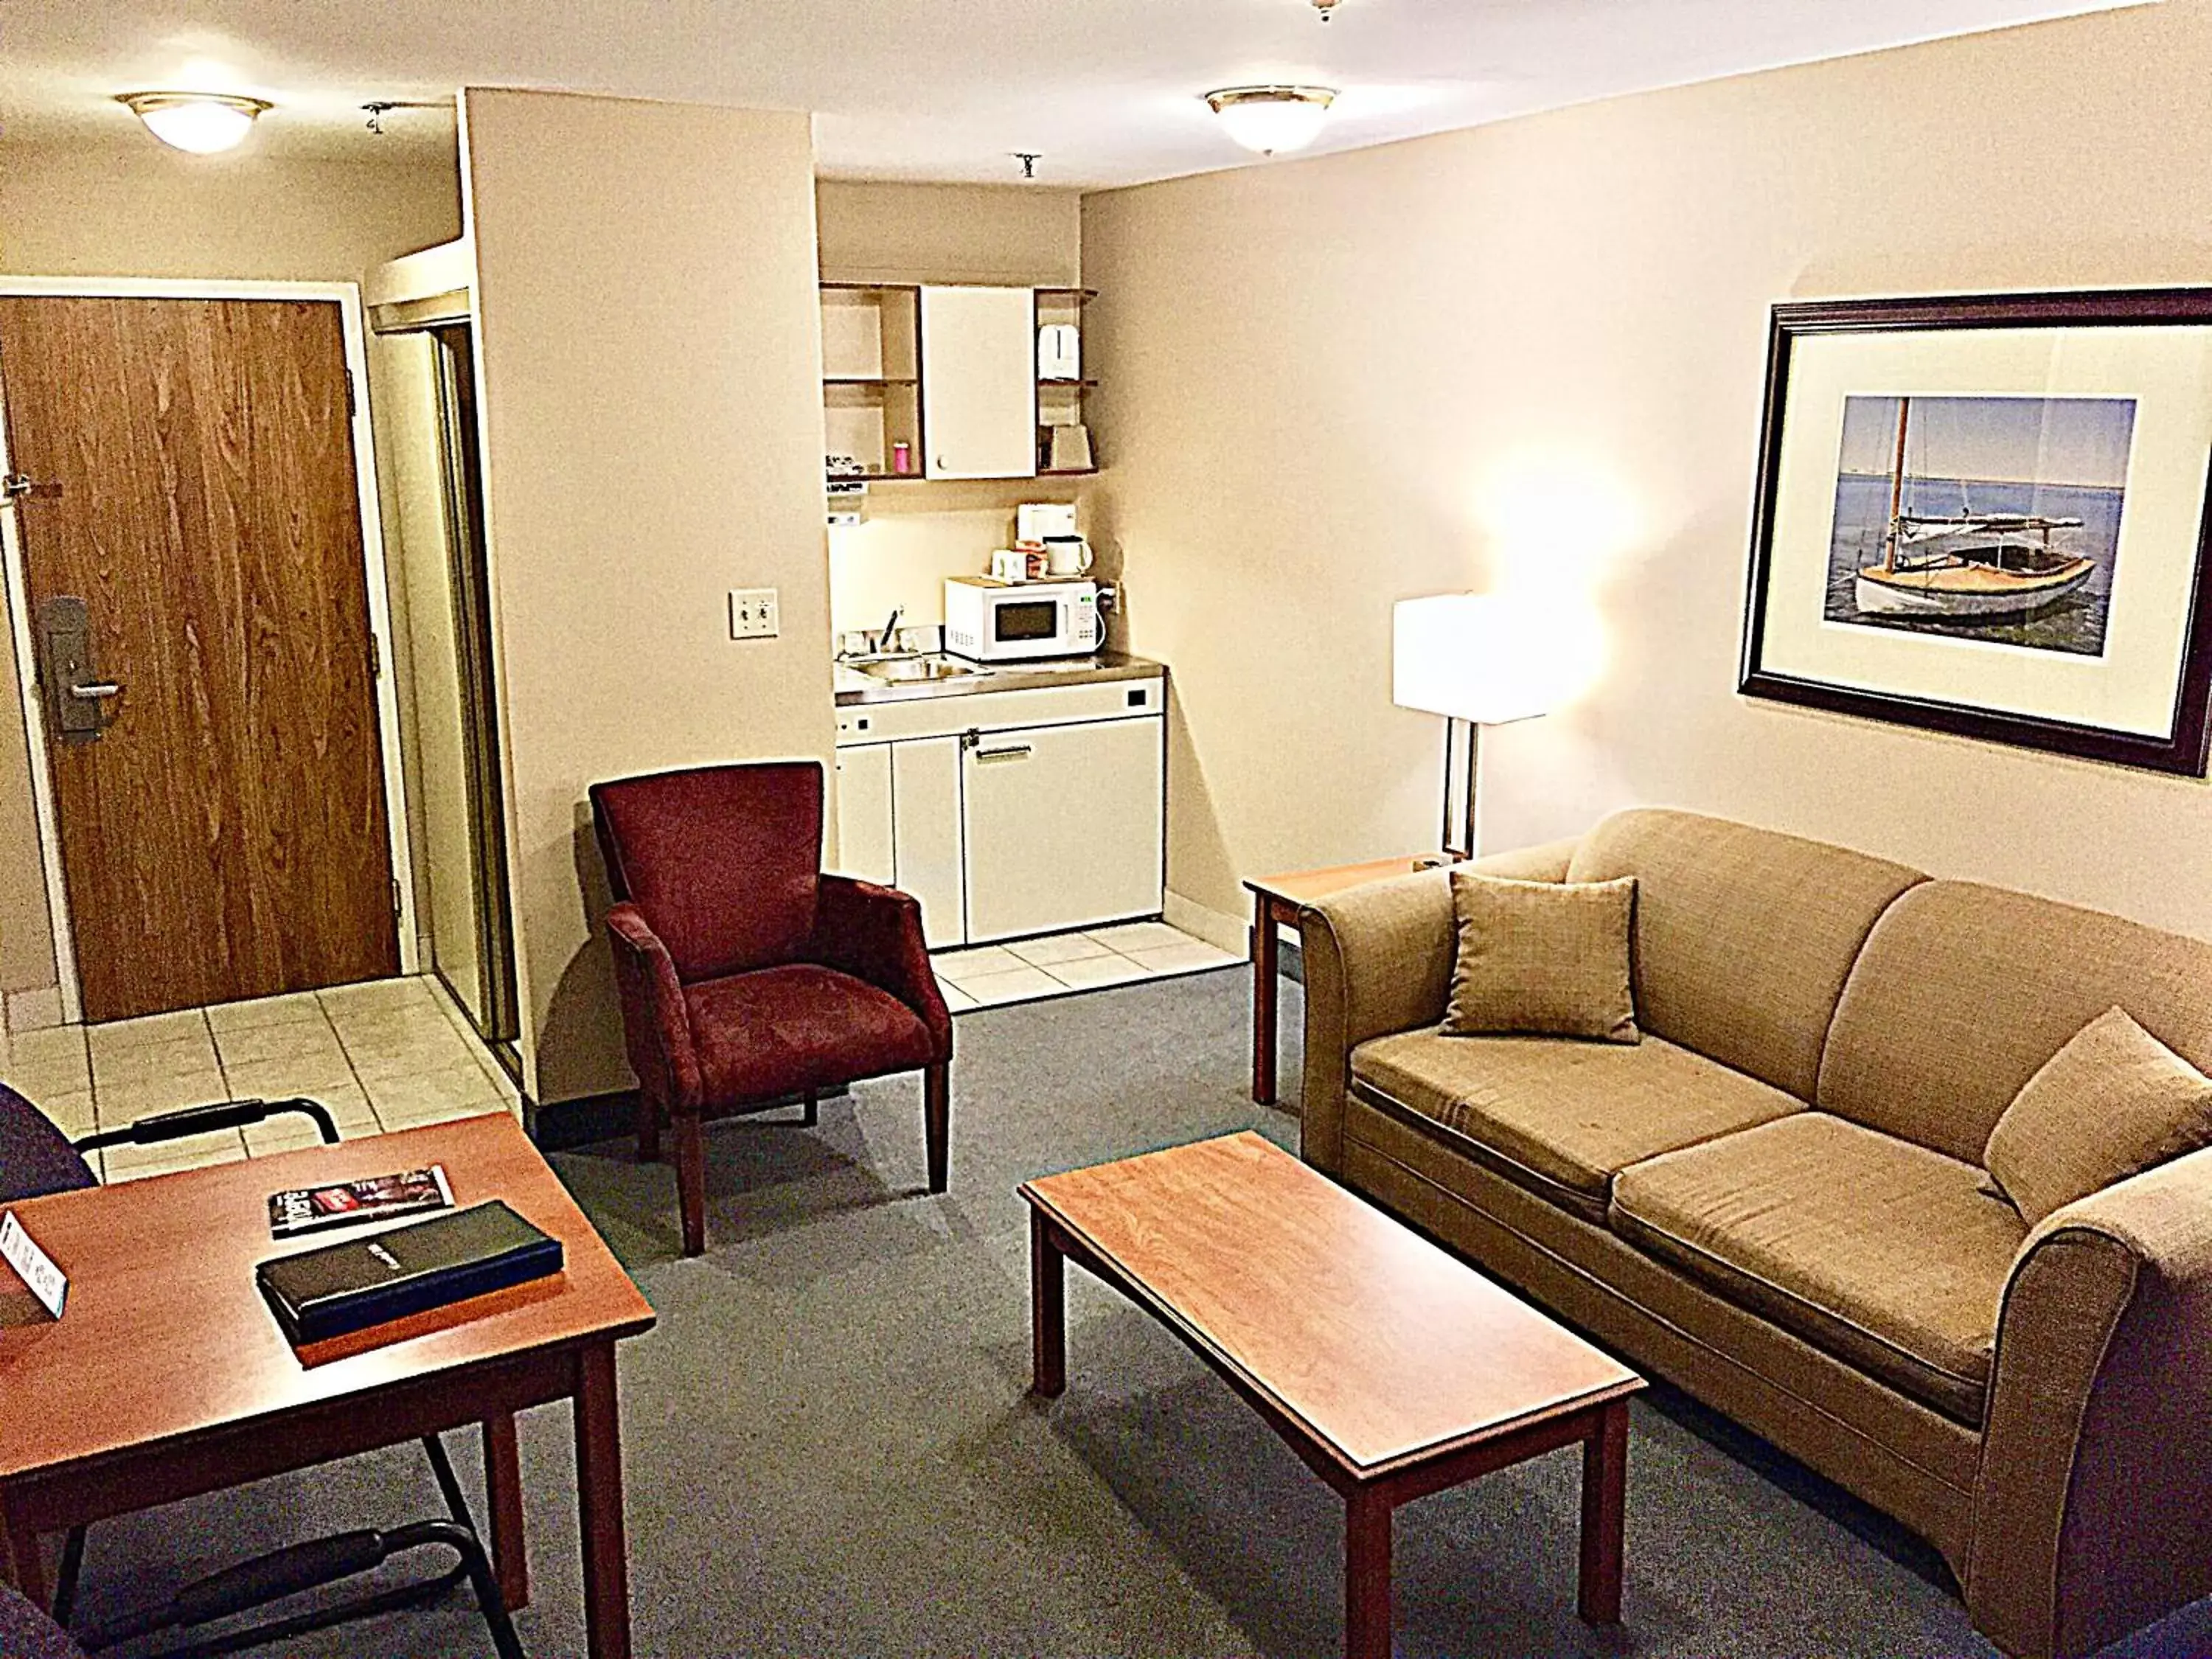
[116, 91, 271, 153]
[1203, 86, 1337, 156]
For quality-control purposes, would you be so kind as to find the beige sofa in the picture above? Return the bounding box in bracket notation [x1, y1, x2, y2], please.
[1298, 807, 2212, 1659]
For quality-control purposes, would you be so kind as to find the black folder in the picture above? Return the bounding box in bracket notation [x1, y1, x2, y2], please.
[257, 1200, 563, 1346]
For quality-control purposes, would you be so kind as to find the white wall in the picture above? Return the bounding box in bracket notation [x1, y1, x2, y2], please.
[462, 89, 830, 1102]
[1083, 0, 2212, 944]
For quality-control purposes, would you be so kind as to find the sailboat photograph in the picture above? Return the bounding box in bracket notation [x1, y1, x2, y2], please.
[1823, 392, 2135, 656]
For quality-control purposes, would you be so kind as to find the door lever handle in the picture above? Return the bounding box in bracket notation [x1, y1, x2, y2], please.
[68, 682, 122, 700]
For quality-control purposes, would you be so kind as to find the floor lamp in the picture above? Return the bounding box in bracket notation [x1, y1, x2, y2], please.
[1393, 594, 1554, 860]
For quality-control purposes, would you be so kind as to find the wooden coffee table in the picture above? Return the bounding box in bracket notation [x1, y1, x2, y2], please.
[1020, 1132, 1642, 1658]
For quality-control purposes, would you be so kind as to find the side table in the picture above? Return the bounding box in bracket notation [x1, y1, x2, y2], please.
[1245, 855, 1442, 1105]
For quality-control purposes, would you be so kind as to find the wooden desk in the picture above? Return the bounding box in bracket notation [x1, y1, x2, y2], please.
[1022, 1133, 1642, 1658]
[0, 1114, 655, 1658]
[1245, 856, 1438, 1105]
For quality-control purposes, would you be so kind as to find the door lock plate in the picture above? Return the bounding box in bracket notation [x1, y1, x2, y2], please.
[34, 597, 119, 742]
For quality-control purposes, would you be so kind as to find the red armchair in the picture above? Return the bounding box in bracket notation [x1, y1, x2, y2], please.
[589, 760, 953, 1256]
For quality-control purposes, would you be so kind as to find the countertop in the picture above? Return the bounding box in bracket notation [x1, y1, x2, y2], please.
[832, 650, 1166, 708]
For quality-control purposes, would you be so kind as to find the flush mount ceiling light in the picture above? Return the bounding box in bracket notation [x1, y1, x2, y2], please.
[1203, 85, 1337, 156]
[116, 91, 272, 153]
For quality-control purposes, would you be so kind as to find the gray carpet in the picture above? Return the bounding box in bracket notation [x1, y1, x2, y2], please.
[69, 968, 2212, 1656]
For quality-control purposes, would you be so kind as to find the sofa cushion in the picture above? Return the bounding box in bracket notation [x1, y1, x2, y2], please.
[1566, 809, 1923, 1102]
[1984, 1006, 2212, 1226]
[1444, 871, 1639, 1043]
[1349, 1027, 1803, 1224]
[1818, 881, 2212, 1164]
[1612, 1114, 2025, 1423]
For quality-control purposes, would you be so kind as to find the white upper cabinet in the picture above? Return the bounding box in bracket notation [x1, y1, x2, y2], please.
[919, 285, 1036, 480]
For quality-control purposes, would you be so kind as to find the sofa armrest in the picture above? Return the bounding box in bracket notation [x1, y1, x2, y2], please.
[1464, 835, 1581, 884]
[605, 902, 702, 1113]
[809, 875, 953, 1060]
[1293, 837, 1580, 1173]
[1969, 1145, 2212, 1659]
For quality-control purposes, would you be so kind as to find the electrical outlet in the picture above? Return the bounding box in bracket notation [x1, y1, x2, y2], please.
[728, 588, 780, 641]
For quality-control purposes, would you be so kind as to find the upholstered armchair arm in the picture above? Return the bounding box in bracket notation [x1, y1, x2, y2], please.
[1294, 837, 1579, 1174]
[1969, 1145, 2212, 1659]
[810, 875, 952, 1059]
[605, 902, 702, 1112]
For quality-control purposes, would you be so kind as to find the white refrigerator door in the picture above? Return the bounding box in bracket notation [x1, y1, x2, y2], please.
[962, 716, 1164, 942]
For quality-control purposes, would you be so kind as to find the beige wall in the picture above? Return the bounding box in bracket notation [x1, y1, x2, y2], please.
[0, 141, 461, 1002]
[817, 182, 1088, 637]
[462, 90, 830, 1103]
[0, 142, 460, 282]
[816, 181, 1079, 288]
[1083, 0, 2212, 944]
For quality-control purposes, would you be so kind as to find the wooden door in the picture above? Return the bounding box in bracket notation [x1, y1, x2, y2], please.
[0, 296, 398, 1021]
[919, 285, 1037, 479]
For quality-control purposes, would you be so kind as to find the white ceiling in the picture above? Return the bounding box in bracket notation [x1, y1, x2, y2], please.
[0, 0, 2150, 188]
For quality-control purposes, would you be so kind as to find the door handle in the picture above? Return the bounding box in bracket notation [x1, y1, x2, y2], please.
[973, 745, 1033, 764]
[69, 683, 122, 700]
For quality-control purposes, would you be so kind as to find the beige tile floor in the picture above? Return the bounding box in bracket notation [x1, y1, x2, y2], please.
[1, 976, 521, 1183]
[933, 920, 1243, 1010]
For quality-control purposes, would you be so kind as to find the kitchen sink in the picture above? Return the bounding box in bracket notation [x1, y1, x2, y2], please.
[855, 656, 978, 683]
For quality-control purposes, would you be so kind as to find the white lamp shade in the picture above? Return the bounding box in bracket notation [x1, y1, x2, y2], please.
[1393, 594, 1559, 726]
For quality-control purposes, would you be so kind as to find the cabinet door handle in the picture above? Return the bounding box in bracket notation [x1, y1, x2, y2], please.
[973, 745, 1032, 764]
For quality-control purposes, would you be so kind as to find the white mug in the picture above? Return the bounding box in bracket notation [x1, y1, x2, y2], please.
[1043, 536, 1093, 577]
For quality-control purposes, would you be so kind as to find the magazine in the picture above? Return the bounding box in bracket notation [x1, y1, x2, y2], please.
[268, 1165, 455, 1239]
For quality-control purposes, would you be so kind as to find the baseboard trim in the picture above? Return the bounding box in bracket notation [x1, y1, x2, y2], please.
[1164, 891, 1248, 956]
[532, 1085, 852, 1153]
[4, 986, 64, 1035]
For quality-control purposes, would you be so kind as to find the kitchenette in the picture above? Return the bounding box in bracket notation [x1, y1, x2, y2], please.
[831, 498, 1169, 957]
[815, 241, 1227, 1003]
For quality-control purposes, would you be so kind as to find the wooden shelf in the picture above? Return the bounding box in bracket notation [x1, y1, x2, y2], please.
[1038, 467, 1099, 478]
[823, 376, 918, 386]
[1036, 288, 1098, 302]
[820, 281, 922, 293]
[1038, 378, 1098, 389]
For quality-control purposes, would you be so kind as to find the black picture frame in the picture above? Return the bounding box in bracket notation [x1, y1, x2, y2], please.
[1739, 288, 2212, 776]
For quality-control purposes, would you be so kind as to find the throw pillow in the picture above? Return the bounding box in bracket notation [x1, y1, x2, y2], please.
[1984, 1006, 2212, 1227]
[1443, 870, 1639, 1043]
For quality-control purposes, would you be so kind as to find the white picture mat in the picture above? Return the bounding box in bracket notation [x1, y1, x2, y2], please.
[1759, 324, 2212, 740]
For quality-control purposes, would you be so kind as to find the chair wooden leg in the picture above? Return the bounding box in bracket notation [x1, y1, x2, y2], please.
[923, 1061, 950, 1194]
[635, 1091, 661, 1164]
[675, 1113, 707, 1257]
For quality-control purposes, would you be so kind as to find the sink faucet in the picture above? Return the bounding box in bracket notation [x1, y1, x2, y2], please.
[874, 607, 905, 655]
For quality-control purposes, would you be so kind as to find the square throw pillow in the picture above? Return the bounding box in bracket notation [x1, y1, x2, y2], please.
[1984, 1006, 2212, 1227]
[1443, 870, 1639, 1043]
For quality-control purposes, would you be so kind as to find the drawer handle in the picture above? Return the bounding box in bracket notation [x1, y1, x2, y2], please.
[974, 745, 1032, 764]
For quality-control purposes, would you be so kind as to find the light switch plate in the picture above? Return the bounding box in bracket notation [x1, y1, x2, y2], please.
[728, 588, 779, 640]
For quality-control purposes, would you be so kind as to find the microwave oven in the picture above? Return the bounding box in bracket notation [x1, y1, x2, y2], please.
[943, 576, 1101, 662]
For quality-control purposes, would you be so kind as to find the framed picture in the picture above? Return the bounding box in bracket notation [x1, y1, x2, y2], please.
[1739, 289, 2212, 776]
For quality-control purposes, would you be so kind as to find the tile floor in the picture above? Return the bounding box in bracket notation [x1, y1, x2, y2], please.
[0, 923, 1235, 1181]
[0, 976, 520, 1183]
[932, 920, 1243, 1010]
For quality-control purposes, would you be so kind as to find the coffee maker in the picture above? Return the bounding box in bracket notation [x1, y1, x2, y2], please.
[1016, 502, 1093, 577]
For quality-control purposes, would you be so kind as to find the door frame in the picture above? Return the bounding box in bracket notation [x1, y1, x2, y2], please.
[0, 275, 421, 1023]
